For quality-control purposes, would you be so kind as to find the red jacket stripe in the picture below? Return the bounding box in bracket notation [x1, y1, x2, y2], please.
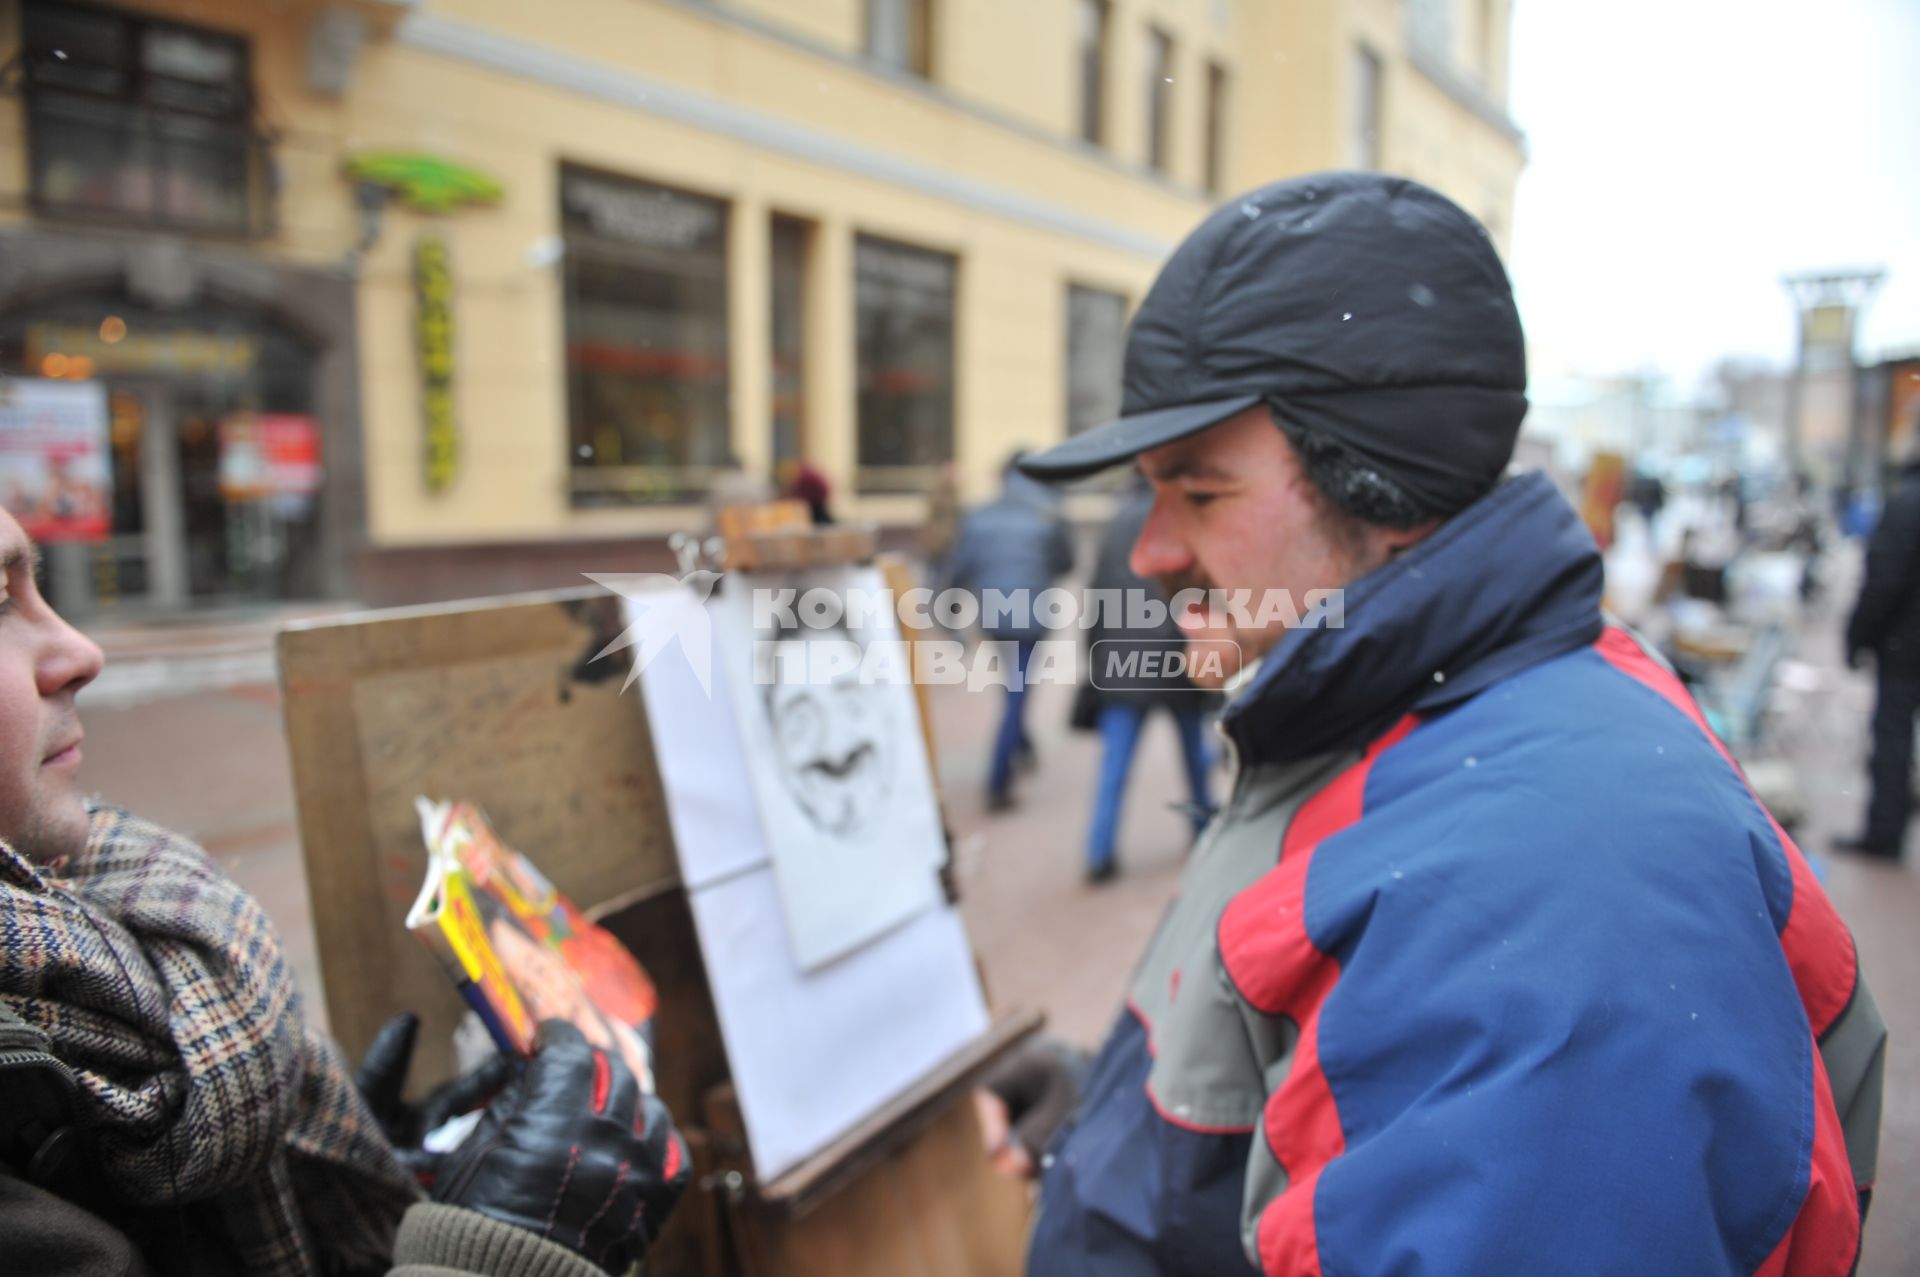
[1751, 1043, 1862, 1275]
[1256, 1164, 1327, 1277]
[1220, 715, 1418, 1015]
[1219, 716, 1417, 1276]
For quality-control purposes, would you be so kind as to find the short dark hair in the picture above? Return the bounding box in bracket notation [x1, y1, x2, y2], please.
[1274, 413, 1440, 534]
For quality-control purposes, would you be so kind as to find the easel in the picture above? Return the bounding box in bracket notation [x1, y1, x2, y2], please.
[279, 503, 1037, 1276]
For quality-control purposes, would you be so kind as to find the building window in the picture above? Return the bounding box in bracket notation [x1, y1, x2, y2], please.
[855, 235, 955, 492]
[1066, 285, 1127, 437]
[1145, 26, 1175, 174]
[18, 0, 272, 235]
[1406, 0, 1452, 59]
[867, 0, 934, 78]
[1203, 61, 1229, 194]
[1076, 0, 1109, 145]
[1352, 45, 1383, 170]
[560, 166, 731, 506]
[770, 215, 811, 471]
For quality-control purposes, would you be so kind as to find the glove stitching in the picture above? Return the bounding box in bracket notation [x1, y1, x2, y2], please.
[577, 1159, 632, 1251]
[544, 1143, 582, 1240]
[608, 1194, 648, 1266]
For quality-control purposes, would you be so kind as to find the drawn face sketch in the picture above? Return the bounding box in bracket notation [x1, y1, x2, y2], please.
[759, 620, 896, 836]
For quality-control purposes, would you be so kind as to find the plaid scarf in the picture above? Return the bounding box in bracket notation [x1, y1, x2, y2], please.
[0, 803, 420, 1275]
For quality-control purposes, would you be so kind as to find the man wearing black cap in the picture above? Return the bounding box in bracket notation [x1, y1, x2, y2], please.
[1007, 173, 1884, 1275]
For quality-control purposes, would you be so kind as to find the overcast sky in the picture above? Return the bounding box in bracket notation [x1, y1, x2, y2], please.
[1506, 0, 1920, 391]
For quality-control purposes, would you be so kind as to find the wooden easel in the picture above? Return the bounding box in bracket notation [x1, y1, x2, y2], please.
[279, 506, 1036, 1276]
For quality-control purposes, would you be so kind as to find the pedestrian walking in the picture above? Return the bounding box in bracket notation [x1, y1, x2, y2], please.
[946, 452, 1075, 809]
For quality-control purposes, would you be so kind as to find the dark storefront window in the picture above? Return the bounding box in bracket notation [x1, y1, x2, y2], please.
[0, 301, 320, 607]
[19, 1, 273, 236]
[770, 216, 811, 471]
[855, 235, 955, 493]
[561, 166, 731, 506]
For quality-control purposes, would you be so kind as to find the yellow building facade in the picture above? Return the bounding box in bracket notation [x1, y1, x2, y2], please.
[0, 0, 1522, 609]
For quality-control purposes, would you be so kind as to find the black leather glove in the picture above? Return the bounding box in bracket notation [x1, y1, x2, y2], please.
[431, 1019, 689, 1274]
[978, 1036, 1089, 1176]
[355, 1012, 514, 1178]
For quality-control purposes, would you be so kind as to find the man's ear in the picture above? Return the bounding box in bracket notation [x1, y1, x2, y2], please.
[1378, 518, 1442, 560]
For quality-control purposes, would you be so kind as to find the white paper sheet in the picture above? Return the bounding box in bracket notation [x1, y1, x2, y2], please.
[629, 584, 774, 890]
[686, 869, 989, 1181]
[625, 575, 990, 1181]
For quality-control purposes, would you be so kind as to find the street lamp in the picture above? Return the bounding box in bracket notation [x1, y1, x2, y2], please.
[1780, 268, 1884, 495]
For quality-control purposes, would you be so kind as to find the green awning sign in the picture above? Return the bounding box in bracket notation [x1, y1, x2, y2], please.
[346, 153, 504, 213]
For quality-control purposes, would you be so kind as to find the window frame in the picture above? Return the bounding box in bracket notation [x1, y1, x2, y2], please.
[1144, 25, 1175, 175]
[853, 232, 958, 495]
[1203, 60, 1229, 194]
[1352, 43, 1384, 171]
[18, 0, 274, 237]
[865, 0, 935, 79]
[1064, 281, 1128, 438]
[1076, 0, 1111, 146]
[769, 213, 815, 473]
[557, 162, 734, 508]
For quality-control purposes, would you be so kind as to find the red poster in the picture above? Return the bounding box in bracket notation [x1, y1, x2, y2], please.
[0, 378, 111, 542]
[220, 413, 321, 499]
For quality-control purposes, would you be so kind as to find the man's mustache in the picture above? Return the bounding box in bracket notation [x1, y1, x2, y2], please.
[1154, 570, 1212, 603]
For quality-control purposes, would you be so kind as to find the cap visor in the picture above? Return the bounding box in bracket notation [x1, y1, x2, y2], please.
[1017, 395, 1262, 482]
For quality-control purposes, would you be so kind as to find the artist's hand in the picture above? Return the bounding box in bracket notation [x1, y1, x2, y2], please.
[355, 1012, 514, 1178]
[974, 1037, 1089, 1181]
[432, 1019, 689, 1274]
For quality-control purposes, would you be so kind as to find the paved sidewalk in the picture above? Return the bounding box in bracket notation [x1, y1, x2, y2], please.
[79, 603, 355, 708]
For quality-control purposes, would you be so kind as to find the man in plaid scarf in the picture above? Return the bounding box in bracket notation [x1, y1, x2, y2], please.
[0, 504, 688, 1277]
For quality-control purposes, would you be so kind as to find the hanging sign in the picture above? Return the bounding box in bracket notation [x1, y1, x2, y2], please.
[415, 233, 458, 492]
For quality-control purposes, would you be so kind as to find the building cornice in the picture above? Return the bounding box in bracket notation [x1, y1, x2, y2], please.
[393, 11, 1180, 260]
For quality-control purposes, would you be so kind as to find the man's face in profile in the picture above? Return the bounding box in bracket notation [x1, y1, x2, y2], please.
[1130, 407, 1419, 688]
[762, 632, 894, 836]
[0, 507, 104, 860]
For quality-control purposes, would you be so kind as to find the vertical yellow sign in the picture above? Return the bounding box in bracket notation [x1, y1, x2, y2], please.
[415, 233, 458, 492]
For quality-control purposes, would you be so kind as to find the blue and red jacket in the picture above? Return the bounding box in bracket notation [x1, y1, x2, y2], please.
[1028, 472, 1884, 1276]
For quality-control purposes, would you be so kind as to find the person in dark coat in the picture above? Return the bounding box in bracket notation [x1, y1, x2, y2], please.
[947, 454, 1075, 808]
[1840, 452, 1920, 858]
[1080, 481, 1214, 882]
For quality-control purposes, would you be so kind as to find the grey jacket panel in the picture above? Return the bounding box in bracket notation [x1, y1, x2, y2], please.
[1121, 745, 1353, 1266]
[1818, 969, 1887, 1192]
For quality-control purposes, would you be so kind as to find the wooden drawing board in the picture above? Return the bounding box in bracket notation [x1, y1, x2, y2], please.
[278, 586, 675, 1083]
[278, 580, 1037, 1275]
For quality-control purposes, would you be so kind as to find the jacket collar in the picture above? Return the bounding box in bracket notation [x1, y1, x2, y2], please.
[1222, 470, 1605, 766]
